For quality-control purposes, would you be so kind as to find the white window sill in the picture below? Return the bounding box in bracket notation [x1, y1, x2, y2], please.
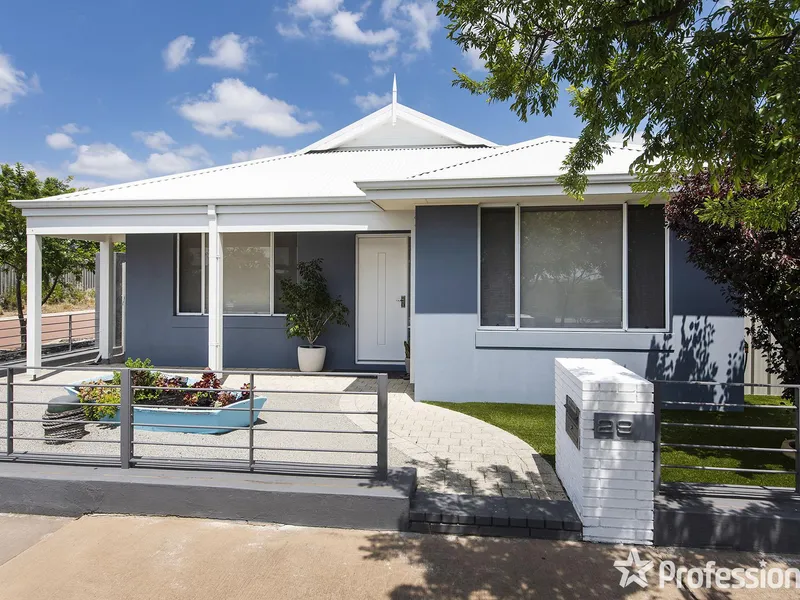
[475, 328, 669, 351]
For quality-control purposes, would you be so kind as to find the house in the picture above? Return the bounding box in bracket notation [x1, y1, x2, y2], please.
[13, 91, 744, 404]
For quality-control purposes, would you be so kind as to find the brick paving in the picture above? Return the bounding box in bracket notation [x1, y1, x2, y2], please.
[340, 378, 566, 500]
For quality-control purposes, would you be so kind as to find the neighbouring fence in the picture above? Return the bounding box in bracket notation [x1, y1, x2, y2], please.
[0, 311, 96, 359]
[0, 267, 96, 299]
[0, 366, 389, 480]
[653, 381, 800, 494]
[744, 316, 777, 391]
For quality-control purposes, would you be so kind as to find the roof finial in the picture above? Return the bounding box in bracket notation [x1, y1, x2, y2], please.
[391, 74, 398, 126]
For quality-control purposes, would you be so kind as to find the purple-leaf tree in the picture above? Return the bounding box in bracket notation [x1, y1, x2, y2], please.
[665, 172, 800, 397]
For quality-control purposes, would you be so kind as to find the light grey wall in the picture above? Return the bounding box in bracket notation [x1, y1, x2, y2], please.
[413, 205, 745, 405]
[125, 233, 399, 372]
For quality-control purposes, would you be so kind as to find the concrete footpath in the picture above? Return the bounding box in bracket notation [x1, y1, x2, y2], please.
[0, 513, 797, 600]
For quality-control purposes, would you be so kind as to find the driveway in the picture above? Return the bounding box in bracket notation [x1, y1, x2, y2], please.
[1, 513, 797, 600]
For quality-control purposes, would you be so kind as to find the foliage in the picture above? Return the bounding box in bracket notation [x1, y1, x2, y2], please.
[77, 381, 120, 421]
[279, 258, 349, 346]
[404, 340, 410, 359]
[665, 172, 799, 396]
[0, 163, 98, 342]
[438, 0, 800, 229]
[121, 357, 163, 404]
[183, 369, 223, 407]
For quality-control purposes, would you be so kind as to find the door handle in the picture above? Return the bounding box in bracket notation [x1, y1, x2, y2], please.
[397, 295, 406, 308]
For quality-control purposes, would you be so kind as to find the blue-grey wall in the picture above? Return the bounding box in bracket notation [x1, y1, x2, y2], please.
[413, 205, 745, 405]
[125, 233, 397, 371]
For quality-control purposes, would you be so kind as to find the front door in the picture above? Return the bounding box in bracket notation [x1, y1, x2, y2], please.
[356, 235, 408, 363]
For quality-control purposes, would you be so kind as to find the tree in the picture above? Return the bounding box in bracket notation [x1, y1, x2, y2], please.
[438, 0, 800, 229]
[665, 172, 799, 396]
[0, 163, 98, 345]
[279, 258, 349, 347]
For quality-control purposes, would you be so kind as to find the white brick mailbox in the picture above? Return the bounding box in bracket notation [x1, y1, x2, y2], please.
[555, 358, 655, 545]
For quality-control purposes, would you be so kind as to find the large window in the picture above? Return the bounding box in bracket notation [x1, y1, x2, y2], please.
[480, 204, 667, 330]
[176, 232, 298, 315]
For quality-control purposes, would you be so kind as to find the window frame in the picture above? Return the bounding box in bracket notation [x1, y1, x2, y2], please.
[175, 231, 295, 317]
[477, 202, 670, 333]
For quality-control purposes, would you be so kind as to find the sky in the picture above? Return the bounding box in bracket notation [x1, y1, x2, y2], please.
[0, 0, 584, 189]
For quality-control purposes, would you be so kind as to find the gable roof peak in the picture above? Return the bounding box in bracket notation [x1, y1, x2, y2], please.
[301, 101, 496, 153]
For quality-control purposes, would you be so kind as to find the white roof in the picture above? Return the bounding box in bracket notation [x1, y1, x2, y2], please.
[21, 105, 642, 206]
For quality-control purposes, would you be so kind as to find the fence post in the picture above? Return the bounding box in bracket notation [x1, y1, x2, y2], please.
[654, 384, 661, 495]
[795, 387, 799, 495]
[68, 314, 73, 352]
[248, 372, 255, 472]
[376, 373, 388, 480]
[119, 368, 132, 469]
[6, 368, 13, 456]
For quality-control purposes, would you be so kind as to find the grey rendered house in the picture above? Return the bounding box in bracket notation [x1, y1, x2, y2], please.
[14, 98, 744, 404]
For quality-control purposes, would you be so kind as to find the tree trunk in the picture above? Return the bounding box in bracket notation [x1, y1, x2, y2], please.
[15, 270, 25, 350]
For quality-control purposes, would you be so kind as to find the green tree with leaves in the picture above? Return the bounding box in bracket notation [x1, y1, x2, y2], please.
[0, 163, 98, 345]
[438, 0, 800, 229]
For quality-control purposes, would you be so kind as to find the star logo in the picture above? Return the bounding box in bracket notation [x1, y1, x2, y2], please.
[614, 548, 654, 588]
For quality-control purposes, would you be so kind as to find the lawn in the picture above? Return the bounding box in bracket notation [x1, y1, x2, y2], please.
[426, 395, 797, 488]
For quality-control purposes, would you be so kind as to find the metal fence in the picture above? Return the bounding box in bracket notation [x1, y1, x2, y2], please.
[1, 365, 389, 480]
[0, 268, 96, 298]
[0, 311, 96, 356]
[653, 381, 800, 494]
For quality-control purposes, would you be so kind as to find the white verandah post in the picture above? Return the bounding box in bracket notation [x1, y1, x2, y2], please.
[98, 237, 115, 362]
[26, 233, 42, 374]
[207, 205, 223, 371]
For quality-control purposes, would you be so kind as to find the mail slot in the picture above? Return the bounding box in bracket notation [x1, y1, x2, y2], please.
[593, 412, 655, 442]
[565, 395, 581, 449]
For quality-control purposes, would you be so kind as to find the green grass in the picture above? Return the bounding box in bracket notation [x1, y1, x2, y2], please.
[427, 395, 797, 488]
[660, 394, 796, 487]
[425, 402, 557, 468]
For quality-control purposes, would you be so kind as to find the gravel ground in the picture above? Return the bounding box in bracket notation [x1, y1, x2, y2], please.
[0, 369, 411, 469]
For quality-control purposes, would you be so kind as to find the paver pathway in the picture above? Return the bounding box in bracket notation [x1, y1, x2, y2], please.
[340, 378, 566, 500]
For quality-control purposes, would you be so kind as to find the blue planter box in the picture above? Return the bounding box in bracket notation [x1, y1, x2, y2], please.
[65, 376, 268, 434]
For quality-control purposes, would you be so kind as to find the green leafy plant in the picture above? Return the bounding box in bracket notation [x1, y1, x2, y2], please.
[403, 340, 410, 359]
[183, 369, 223, 407]
[78, 382, 120, 421]
[279, 258, 349, 346]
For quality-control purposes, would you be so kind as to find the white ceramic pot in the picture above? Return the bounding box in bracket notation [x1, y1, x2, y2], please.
[781, 439, 796, 460]
[298, 345, 326, 372]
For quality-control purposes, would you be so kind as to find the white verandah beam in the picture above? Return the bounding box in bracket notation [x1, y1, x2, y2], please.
[98, 237, 115, 361]
[26, 233, 42, 374]
[207, 206, 223, 371]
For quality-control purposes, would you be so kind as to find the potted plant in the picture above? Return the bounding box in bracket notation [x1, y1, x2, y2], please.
[403, 340, 410, 376]
[279, 258, 349, 372]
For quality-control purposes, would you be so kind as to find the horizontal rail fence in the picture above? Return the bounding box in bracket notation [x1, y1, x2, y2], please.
[652, 380, 800, 494]
[1, 366, 389, 480]
[0, 312, 96, 356]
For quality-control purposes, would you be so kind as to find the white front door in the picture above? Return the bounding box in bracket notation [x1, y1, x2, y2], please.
[357, 235, 408, 363]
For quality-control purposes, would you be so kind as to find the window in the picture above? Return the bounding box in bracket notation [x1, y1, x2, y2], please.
[176, 232, 298, 315]
[479, 204, 667, 330]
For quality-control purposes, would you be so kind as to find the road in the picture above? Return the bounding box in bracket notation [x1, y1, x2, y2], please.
[0, 310, 94, 351]
[0, 513, 797, 599]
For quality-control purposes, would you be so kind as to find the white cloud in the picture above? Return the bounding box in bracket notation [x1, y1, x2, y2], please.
[331, 72, 349, 85]
[354, 91, 391, 112]
[290, 0, 343, 17]
[147, 144, 213, 175]
[381, 0, 402, 19]
[60, 123, 89, 134]
[372, 64, 390, 77]
[68, 143, 147, 181]
[177, 78, 321, 138]
[331, 11, 399, 46]
[0, 53, 37, 108]
[276, 22, 306, 38]
[197, 33, 257, 71]
[401, 2, 440, 51]
[463, 47, 486, 72]
[163, 35, 195, 71]
[45, 132, 75, 150]
[132, 130, 176, 152]
[369, 44, 397, 62]
[231, 145, 286, 162]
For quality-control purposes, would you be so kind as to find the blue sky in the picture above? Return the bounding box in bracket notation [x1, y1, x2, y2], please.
[0, 0, 583, 189]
